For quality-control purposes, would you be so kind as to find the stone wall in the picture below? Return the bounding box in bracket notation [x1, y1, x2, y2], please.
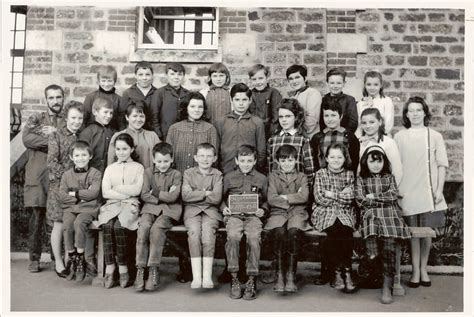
[20, 6, 464, 181]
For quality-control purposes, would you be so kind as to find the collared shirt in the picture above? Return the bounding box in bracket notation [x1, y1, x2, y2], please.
[182, 167, 223, 221]
[320, 92, 358, 133]
[200, 85, 232, 126]
[215, 111, 266, 174]
[249, 85, 282, 139]
[118, 83, 160, 134]
[166, 119, 218, 173]
[310, 127, 360, 173]
[222, 168, 268, 213]
[156, 84, 190, 140]
[267, 131, 315, 185]
[140, 166, 182, 220]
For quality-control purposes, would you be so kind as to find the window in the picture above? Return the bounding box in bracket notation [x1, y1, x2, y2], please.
[9, 5, 27, 139]
[138, 7, 219, 50]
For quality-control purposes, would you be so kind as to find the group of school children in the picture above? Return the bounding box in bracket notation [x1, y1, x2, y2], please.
[22, 60, 449, 305]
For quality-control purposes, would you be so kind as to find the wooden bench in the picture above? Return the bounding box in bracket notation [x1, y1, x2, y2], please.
[89, 222, 436, 295]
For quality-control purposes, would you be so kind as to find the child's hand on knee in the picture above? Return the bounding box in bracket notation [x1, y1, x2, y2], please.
[223, 207, 232, 216]
[255, 208, 265, 218]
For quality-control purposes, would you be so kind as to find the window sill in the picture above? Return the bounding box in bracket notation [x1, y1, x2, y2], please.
[129, 47, 223, 63]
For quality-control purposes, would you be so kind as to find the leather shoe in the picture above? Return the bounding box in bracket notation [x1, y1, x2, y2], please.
[104, 273, 116, 289]
[119, 272, 130, 288]
[420, 280, 431, 287]
[56, 268, 68, 278]
[29, 261, 40, 273]
[407, 281, 420, 288]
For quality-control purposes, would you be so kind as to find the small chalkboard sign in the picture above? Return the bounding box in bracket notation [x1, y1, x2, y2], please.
[228, 194, 259, 215]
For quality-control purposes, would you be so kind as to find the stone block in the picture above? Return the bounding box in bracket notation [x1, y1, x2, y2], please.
[286, 24, 302, 33]
[358, 54, 383, 66]
[386, 56, 405, 66]
[449, 45, 464, 54]
[94, 10, 104, 18]
[288, 53, 301, 64]
[444, 104, 463, 116]
[432, 92, 464, 103]
[222, 10, 237, 17]
[389, 43, 411, 54]
[418, 24, 453, 34]
[76, 9, 91, 19]
[392, 24, 406, 33]
[358, 12, 381, 22]
[273, 66, 287, 77]
[357, 23, 379, 33]
[441, 130, 462, 140]
[327, 33, 367, 53]
[428, 13, 446, 22]
[449, 117, 464, 127]
[309, 43, 325, 51]
[454, 82, 464, 91]
[449, 13, 464, 22]
[66, 52, 89, 63]
[420, 44, 446, 54]
[228, 29, 246, 34]
[435, 69, 460, 80]
[264, 34, 311, 42]
[228, 17, 246, 22]
[84, 21, 106, 31]
[428, 56, 453, 67]
[328, 59, 346, 65]
[303, 53, 325, 64]
[269, 23, 283, 33]
[338, 16, 355, 22]
[458, 26, 464, 34]
[403, 81, 450, 90]
[262, 11, 295, 22]
[398, 13, 426, 22]
[56, 9, 75, 19]
[435, 36, 458, 43]
[294, 43, 306, 51]
[414, 69, 431, 78]
[403, 35, 432, 42]
[249, 23, 265, 33]
[297, 12, 324, 22]
[370, 44, 383, 53]
[248, 11, 259, 21]
[304, 24, 323, 34]
[455, 57, 464, 66]
[408, 56, 428, 66]
[264, 53, 286, 64]
[56, 21, 81, 29]
[276, 43, 292, 51]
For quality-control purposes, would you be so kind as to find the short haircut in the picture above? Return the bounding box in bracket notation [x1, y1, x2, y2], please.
[44, 84, 64, 99]
[326, 68, 346, 82]
[207, 62, 231, 86]
[63, 100, 84, 117]
[248, 64, 269, 78]
[325, 142, 351, 169]
[92, 97, 113, 112]
[126, 99, 146, 117]
[286, 64, 307, 79]
[195, 142, 216, 155]
[321, 97, 343, 116]
[166, 62, 185, 74]
[276, 98, 305, 135]
[69, 140, 92, 156]
[153, 142, 174, 158]
[402, 96, 431, 128]
[276, 144, 298, 160]
[176, 91, 209, 121]
[135, 61, 153, 74]
[236, 144, 257, 160]
[230, 83, 252, 99]
[362, 70, 384, 98]
[359, 146, 392, 178]
[97, 65, 118, 81]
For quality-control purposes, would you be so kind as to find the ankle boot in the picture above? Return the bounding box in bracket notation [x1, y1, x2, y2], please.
[134, 267, 145, 291]
[273, 248, 285, 293]
[381, 275, 393, 304]
[202, 257, 214, 288]
[190, 257, 202, 289]
[75, 253, 86, 282]
[331, 269, 345, 290]
[176, 254, 192, 283]
[284, 254, 298, 293]
[145, 266, 160, 291]
[344, 267, 357, 293]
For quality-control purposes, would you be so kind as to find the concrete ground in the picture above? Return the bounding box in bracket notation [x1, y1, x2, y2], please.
[9, 258, 463, 312]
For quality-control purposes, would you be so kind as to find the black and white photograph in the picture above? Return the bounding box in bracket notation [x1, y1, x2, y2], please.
[2, 0, 472, 315]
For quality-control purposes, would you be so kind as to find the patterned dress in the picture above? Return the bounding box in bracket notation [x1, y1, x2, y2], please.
[46, 126, 79, 223]
[200, 86, 232, 126]
[166, 119, 218, 173]
[267, 130, 315, 185]
[355, 174, 411, 239]
[311, 168, 355, 231]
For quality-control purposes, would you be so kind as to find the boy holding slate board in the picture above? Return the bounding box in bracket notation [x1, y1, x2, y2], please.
[221, 145, 268, 300]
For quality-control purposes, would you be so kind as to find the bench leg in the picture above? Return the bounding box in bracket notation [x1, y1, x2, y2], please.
[92, 231, 104, 286]
[392, 243, 405, 296]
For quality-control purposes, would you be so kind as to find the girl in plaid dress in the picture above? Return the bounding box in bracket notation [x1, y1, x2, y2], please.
[356, 145, 411, 304]
[267, 98, 315, 185]
[312, 143, 357, 293]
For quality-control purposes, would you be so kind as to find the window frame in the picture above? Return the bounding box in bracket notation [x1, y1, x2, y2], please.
[137, 6, 219, 51]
